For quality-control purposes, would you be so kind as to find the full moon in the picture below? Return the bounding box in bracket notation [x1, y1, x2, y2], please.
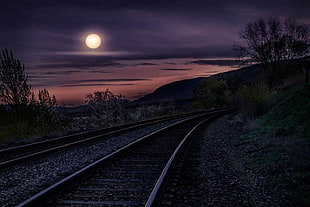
[85, 34, 101, 49]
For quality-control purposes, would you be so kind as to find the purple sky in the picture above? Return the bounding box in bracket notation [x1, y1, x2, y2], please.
[1, 0, 310, 105]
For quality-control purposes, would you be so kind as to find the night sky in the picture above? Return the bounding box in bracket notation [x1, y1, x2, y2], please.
[1, 0, 309, 105]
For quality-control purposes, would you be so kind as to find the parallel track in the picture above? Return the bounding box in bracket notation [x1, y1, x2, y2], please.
[16, 108, 229, 207]
[0, 111, 209, 168]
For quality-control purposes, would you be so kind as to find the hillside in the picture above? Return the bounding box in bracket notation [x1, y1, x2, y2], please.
[236, 83, 310, 205]
[134, 77, 206, 104]
[261, 83, 310, 140]
[134, 64, 262, 104]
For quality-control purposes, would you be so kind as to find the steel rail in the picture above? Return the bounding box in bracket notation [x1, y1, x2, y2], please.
[144, 112, 226, 206]
[0, 111, 201, 153]
[16, 108, 230, 207]
[0, 111, 205, 167]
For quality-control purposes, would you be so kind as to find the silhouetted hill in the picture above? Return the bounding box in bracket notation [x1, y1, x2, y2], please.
[133, 77, 206, 104]
[134, 64, 262, 104]
[216, 64, 262, 82]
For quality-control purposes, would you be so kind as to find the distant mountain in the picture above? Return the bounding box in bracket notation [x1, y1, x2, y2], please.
[134, 64, 262, 104]
[216, 63, 262, 83]
[133, 77, 206, 104]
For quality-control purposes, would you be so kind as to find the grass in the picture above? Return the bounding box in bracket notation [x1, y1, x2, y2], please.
[223, 82, 310, 204]
[237, 82, 310, 206]
[259, 83, 310, 141]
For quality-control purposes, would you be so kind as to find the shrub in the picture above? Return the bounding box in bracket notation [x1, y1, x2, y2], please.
[85, 89, 129, 127]
[233, 83, 273, 119]
[192, 77, 229, 109]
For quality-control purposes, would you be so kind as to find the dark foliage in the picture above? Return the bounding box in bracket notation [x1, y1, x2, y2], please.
[234, 17, 310, 86]
[0, 48, 32, 106]
[0, 49, 60, 140]
[192, 77, 228, 109]
[85, 89, 130, 126]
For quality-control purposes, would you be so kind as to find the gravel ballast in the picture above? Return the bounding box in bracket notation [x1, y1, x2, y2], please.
[199, 115, 255, 206]
[0, 118, 185, 207]
[2, 113, 306, 206]
[198, 114, 309, 206]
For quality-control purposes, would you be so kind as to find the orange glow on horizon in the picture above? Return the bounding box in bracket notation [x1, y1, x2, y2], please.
[30, 58, 235, 105]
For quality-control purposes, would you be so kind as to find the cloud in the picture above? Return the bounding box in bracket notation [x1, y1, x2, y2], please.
[55, 51, 130, 57]
[77, 78, 151, 82]
[188, 59, 238, 66]
[62, 83, 135, 87]
[160, 68, 192, 71]
[2, 0, 310, 64]
[32, 60, 125, 69]
[88, 70, 111, 74]
[45, 70, 83, 75]
[135, 62, 158, 66]
[30, 76, 151, 88]
[60, 78, 151, 88]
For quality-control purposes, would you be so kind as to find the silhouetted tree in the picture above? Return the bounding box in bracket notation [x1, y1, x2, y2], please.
[303, 56, 310, 82]
[0, 49, 59, 138]
[225, 74, 245, 94]
[34, 88, 57, 134]
[234, 17, 310, 86]
[0, 48, 34, 127]
[0, 48, 32, 107]
[193, 78, 228, 108]
[85, 89, 129, 126]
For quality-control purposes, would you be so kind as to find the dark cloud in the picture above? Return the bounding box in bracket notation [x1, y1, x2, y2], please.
[45, 70, 83, 75]
[188, 59, 239, 66]
[2, 0, 308, 104]
[135, 63, 158, 66]
[2, 0, 309, 63]
[60, 78, 150, 88]
[29, 77, 151, 88]
[160, 68, 192, 71]
[32, 60, 125, 69]
[88, 70, 111, 74]
[74, 78, 151, 83]
[62, 83, 135, 87]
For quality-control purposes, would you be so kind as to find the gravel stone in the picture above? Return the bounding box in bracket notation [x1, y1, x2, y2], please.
[199, 115, 255, 206]
[0, 119, 183, 207]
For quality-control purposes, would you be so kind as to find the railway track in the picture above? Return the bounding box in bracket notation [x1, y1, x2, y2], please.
[0, 110, 208, 168]
[15, 108, 229, 207]
[154, 123, 204, 206]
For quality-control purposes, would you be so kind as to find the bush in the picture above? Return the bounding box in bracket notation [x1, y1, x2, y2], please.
[192, 77, 229, 109]
[232, 83, 273, 119]
[0, 49, 61, 141]
[260, 83, 310, 140]
[0, 105, 11, 125]
[85, 89, 129, 127]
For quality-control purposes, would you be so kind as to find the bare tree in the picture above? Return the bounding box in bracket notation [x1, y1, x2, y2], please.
[85, 89, 129, 126]
[35, 88, 57, 134]
[38, 88, 56, 107]
[284, 18, 310, 62]
[0, 49, 60, 137]
[234, 17, 310, 86]
[0, 48, 32, 106]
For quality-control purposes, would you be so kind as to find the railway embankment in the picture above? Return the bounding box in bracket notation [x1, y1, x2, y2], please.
[198, 83, 309, 206]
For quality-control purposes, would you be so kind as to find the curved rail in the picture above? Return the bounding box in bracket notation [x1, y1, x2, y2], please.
[0, 110, 210, 168]
[16, 108, 229, 207]
[0, 111, 201, 154]
[145, 112, 223, 206]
